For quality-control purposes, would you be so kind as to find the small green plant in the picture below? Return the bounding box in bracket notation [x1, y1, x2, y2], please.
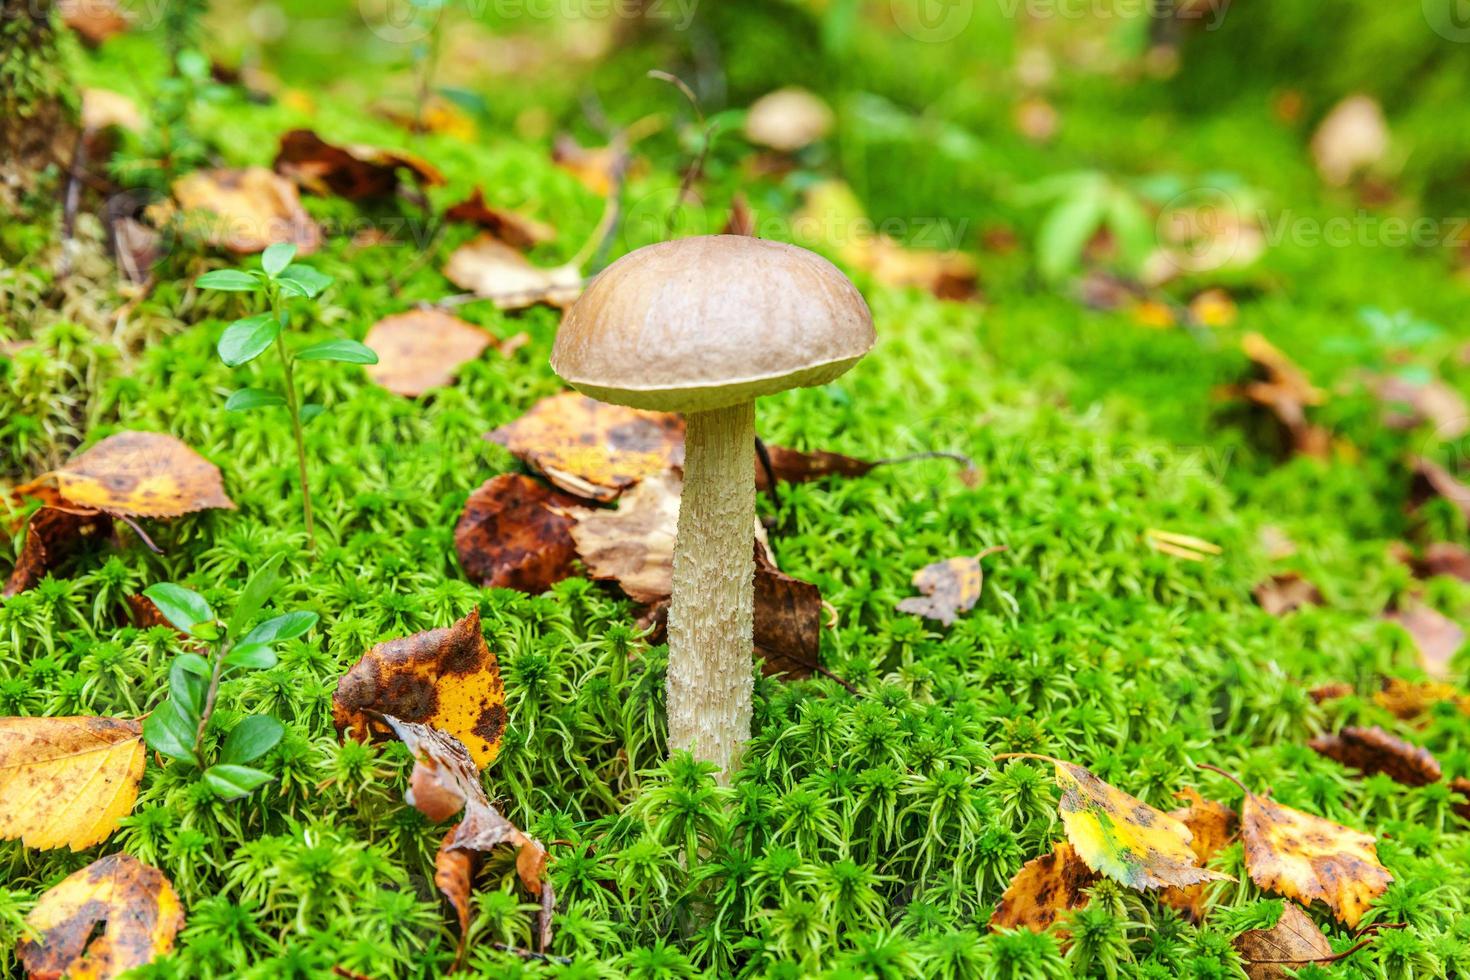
[196, 244, 377, 552]
[140, 554, 315, 800]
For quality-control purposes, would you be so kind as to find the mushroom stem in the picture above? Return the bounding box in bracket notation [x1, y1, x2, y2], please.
[667, 399, 756, 780]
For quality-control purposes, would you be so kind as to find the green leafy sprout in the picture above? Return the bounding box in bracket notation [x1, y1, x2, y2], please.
[196, 244, 377, 553]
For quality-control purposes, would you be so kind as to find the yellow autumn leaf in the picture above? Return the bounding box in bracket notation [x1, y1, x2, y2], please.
[0, 716, 145, 851]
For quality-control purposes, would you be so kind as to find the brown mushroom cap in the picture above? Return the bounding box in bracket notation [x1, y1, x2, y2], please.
[551, 235, 874, 412]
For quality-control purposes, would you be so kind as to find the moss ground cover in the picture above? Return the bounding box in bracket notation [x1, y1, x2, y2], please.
[5, 3, 1470, 977]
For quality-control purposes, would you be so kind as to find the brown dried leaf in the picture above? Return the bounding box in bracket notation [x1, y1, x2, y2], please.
[564, 471, 681, 604]
[896, 546, 1006, 626]
[487, 392, 685, 503]
[444, 187, 555, 250]
[274, 129, 444, 200]
[333, 610, 507, 768]
[363, 310, 493, 397]
[1235, 902, 1334, 980]
[743, 87, 833, 152]
[0, 716, 145, 851]
[18, 853, 184, 980]
[990, 841, 1098, 933]
[20, 431, 236, 519]
[1241, 791, 1392, 927]
[454, 474, 582, 593]
[753, 544, 823, 679]
[443, 234, 582, 310]
[1160, 787, 1238, 921]
[3, 506, 112, 598]
[1375, 374, 1469, 437]
[1253, 572, 1323, 617]
[165, 167, 321, 254]
[1410, 457, 1470, 522]
[1309, 725, 1443, 786]
[1383, 605, 1464, 680]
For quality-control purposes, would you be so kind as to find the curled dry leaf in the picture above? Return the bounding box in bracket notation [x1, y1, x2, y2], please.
[3, 505, 112, 598]
[1383, 604, 1464, 681]
[454, 474, 582, 593]
[444, 187, 556, 250]
[363, 310, 493, 397]
[333, 609, 507, 768]
[1311, 95, 1388, 187]
[743, 86, 833, 152]
[487, 392, 685, 502]
[1253, 571, 1323, 617]
[1053, 761, 1232, 891]
[1160, 787, 1238, 921]
[1373, 677, 1470, 720]
[1374, 374, 1469, 438]
[990, 841, 1098, 933]
[274, 129, 444, 200]
[1410, 457, 1470, 523]
[896, 546, 1006, 626]
[443, 234, 583, 310]
[15, 431, 236, 519]
[18, 853, 184, 980]
[1308, 725, 1443, 786]
[1234, 902, 1334, 980]
[1220, 333, 1329, 458]
[0, 716, 145, 851]
[164, 167, 321, 255]
[1240, 788, 1392, 927]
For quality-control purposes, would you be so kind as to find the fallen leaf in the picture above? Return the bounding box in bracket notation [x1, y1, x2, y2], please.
[444, 187, 555, 250]
[18, 853, 183, 979]
[1311, 95, 1389, 187]
[1253, 572, 1323, 616]
[363, 310, 493, 397]
[756, 445, 876, 490]
[453, 475, 582, 593]
[164, 167, 322, 255]
[1383, 605, 1464, 680]
[487, 392, 685, 503]
[333, 610, 507, 768]
[563, 471, 682, 604]
[16, 431, 236, 518]
[1220, 333, 1329, 458]
[753, 544, 823, 679]
[1410, 457, 1470, 523]
[1052, 761, 1232, 891]
[990, 841, 1098, 933]
[59, 0, 129, 45]
[3, 505, 112, 598]
[897, 546, 1007, 626]
[743, 87, 833, 152]
[1308, 725, 1443, 786]
[1240, 787, 1392, 927]
[274, 129, 443, 200]
[1160, 787, 1238, 921]
[1372, 677, 1470, 720]
[1374, 374, 1469, 437]
[1234, 902, 1334, 980]
[0, 716, 145, 851]
[443, 234, 582, 310]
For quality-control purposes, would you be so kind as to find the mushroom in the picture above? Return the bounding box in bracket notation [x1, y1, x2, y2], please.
[552, 235, 873, 777]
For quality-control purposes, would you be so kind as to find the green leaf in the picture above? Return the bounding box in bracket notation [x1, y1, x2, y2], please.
[143, 583, 213, 632]
[1037, 190, 1107, 283]
[261, 243, 297, 278]
[294, 339, 378, 365]
[221, 716, 285, 765]
[229, 554, 284, 639]
[203, 764, 274, 801]
[226, 388, 286, 411]
[195, 269, 260, 292]
[239, 610, 318, 646]
[222, 643, 277, 671]
[143, 699, 197, 762]
[299, 404, 326, 426]
[168, 658, 206, 723]
[218, 313, 281, 367]
[276, 264, 333, 299]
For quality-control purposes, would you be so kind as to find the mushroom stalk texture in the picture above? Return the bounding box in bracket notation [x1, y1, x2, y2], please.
[667, 401, 756, 779]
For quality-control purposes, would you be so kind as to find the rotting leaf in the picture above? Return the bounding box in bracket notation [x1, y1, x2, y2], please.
[333, 610, 507, 768]
[453, 474, 582, 593]
[1308, 725, 1442, 786]
[896, 546, 1006, 626]
[17, 853, 184, 980]
[753, 543, 823, 679]
[487, 392, 685, 503]
[443, 234, 583, 310]
[1160, 787, 1238, 922]
[990, 841, 1098, 933]
[163, 167, 321, 255]
[363, 310, 494, 397]
[0, 716, 145, 851]
[1253, 572, 1323, 617]
[1050, 761, 1232, 891]
[15, 431, 236, 519]
[1383, 604, 1464, 681]
[444, 187, 556, 250]
[1234, 902, 1334, 980]
[274, 129, 444, 200]
[1236, 780, 1392, 927]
